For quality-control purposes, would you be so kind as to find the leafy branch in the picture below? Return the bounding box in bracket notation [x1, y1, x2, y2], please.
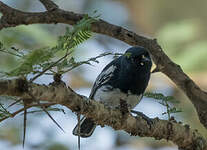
[1, 13, 99, 80]
[0, 103, 11, 119]
[0, 14, 100, 146]
[0, 13, 123, 127]
[144, 92, 182, 119]
[0, 42, 23, 57]
[58, 52, 122, 74]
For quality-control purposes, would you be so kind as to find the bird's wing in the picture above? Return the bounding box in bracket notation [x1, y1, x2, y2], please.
[89, 58, 120, 99]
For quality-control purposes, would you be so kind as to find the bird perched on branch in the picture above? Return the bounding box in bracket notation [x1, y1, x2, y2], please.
[73, 46, 152, 137]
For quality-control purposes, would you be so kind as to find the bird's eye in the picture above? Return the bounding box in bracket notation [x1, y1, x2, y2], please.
[140, 62, 144, 66]
[131, 53, 150, 66]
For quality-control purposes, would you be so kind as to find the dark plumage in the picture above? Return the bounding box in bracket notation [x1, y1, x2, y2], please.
[73, 46, 152, 137]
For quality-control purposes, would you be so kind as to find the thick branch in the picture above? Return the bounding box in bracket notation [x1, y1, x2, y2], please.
[0, 2, 206, 128]
[0, 78, 206, 150]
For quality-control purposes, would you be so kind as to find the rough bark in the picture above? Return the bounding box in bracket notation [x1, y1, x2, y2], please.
[0, 78, 206, 150]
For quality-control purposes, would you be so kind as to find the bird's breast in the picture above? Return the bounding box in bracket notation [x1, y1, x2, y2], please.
[93, 85, 142, 109]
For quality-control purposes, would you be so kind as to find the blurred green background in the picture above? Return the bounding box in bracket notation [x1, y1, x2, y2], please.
[0, 0, 207, 150]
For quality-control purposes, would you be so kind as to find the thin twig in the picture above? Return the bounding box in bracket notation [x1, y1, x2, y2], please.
[64, 52, 122, 73]
[0, 103, 10, 114]
[27, 91, 65, 132]
[22, 102, 27, 148]
[0, 49, 22, 57]
[77, 113, 81, 150]
[0, 103, 56, 122]
[7, 99, 22, 108]
[30, 50, 73, 82]
[26, 108, 64, 114]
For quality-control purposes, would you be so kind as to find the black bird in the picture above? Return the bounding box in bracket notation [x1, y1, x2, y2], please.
[73, 46, 152, 137]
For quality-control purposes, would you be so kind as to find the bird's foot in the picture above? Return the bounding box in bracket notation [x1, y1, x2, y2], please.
[119, 99, 130, 115]
[131, 110, 153, 128]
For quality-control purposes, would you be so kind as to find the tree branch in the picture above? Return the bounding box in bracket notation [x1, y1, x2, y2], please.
[0, 2, 206, 129]
[0, 78, 206, 150]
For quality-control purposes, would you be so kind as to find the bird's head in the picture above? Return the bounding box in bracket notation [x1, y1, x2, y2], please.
[123, 46, 152, 72]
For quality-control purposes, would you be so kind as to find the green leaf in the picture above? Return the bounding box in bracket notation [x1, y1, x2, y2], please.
[144, 92, 182, 120]
[0, 103, 11, 119]
[7, 47, 54, 76]
[3, 13, 99, 77]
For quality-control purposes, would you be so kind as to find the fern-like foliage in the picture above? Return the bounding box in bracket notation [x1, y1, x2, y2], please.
[144, 92, 182, 120]
[2, 14, 98, 77]
[56, 14, 97, 51]
[0, 103, 11, 119]
[7, 47, 54, 76]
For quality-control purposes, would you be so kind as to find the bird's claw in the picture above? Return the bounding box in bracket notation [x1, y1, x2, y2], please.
[131, 110, 153, 128]
[119, 99, 130, 115]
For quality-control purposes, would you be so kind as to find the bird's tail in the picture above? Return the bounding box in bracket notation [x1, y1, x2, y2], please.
[72, 117, 96, 138]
